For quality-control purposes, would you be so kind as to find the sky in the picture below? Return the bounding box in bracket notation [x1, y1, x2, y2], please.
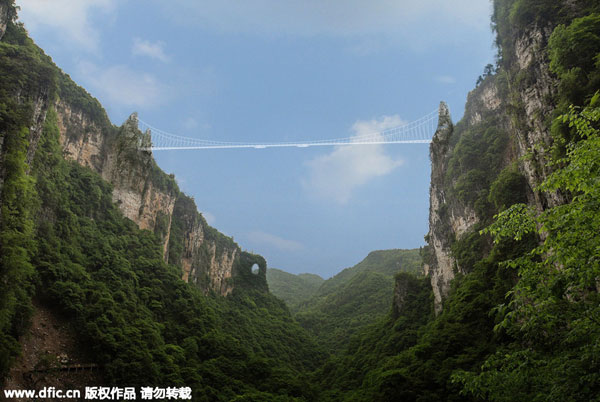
[15, 0, 495, 278]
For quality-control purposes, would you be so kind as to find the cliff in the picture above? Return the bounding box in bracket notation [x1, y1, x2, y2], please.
[0, 1, 8, 41]
[0, 3, 265, 296]
[424, 101, 458, 312]
[424, 2, 590, 312]
[425, 81, 516, 312]
[316, 1, 600, 399]
[1, 6, 321, 395]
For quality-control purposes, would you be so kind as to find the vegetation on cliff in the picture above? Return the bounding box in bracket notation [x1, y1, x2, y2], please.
[307, 1, 600, 400]
[2, 0, 600, 400]
[0, 2, 322, 399]
[456, 100, 600, 402]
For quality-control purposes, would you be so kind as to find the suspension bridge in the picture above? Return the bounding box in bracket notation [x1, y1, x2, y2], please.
[137, 104, 445, 151]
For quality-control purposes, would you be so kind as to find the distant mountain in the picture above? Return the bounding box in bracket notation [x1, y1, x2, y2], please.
[293, 249, 423, 353]
[266, 269, 324, 310]
[315, 248, 422, 298]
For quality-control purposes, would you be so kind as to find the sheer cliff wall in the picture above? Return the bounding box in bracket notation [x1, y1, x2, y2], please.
[0, 13, 265, 295]
[425, 19, 567, 312]
[53, 99, 263, 295]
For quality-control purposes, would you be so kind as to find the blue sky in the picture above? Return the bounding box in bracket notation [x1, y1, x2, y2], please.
[16, 0, 495, 278]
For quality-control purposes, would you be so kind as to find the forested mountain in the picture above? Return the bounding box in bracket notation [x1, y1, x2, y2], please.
[0, 1, 322, 399]
[291, 249, 423, 353]
[1, 0, 600, 401]
[266, 269, 324, 311]
[314, 0, 600, 400]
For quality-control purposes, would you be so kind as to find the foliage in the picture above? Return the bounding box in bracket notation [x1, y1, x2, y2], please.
[548, 13, 600, 84]
[266, 269, 324, 311]
[0, 6, 53, 374]
[2, 1, 600, 401]
[0, 11, 323, 398]
[318, 3, 600, 400]
[315, 273, 433, 401]
[57, 72, 111, 130]
[491, 0, 599, 68]
[476, 64, 497, 86]
[338, 228, 531, 402]
[487, 166, 529, 212]
[456, 102, 600, 401]
[316, 249, 422, 297]
[445, 118, 509, 218]
[23, 108, 322, 399]
[548, 12, 600, 150]
[294, 249, 423, 353]
[0, 123, 37, 377]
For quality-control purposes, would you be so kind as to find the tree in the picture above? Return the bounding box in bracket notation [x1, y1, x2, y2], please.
[454, 97, 600, 401]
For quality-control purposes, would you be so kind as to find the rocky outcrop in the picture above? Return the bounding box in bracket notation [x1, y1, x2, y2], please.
[169, 195, 241, 296]
[0, 2, 8, 41]
[204, 244, 237, 296]
[467, 83, 502, 125]
[24, 88, 52, 170]
[424, 102, 456, 313]
[509, 25, 566, 210]
[51, 95, 253, 295]
[392, 272, 431, 319]
[1, 0, 265, 306]
[426, 80, 512, 313]
[392, 275, 413, 317]
[55, 106, 178, 257]
[56, 101, 106, 173]
[425, 23, 566, 313]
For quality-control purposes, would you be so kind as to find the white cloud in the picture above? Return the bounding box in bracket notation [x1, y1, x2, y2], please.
[132, 38, 170, 62]
[77, 61, 166, 109]
[434, 75, 457, 84]
[248, 231, 304, 252]
[303, 115, 405, 204]
[16, 0, 115, 51]
[162, 0, 491, 39]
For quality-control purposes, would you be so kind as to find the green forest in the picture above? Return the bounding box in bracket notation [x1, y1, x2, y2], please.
[1, 0, 600, 400]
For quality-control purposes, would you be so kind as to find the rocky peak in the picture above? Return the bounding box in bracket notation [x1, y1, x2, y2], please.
[425, 102, 455, 313]
[53, 99, 254, 295]
[436, 101, 452, 133]
[425, 77, 511, 313]
[424, 21, 567, 313]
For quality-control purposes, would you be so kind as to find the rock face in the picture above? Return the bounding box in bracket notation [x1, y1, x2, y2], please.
[424, 102, 457, 313]
[169, 195, 240, 296]
[425, 23, 564, 313]
[509, 26, 566, 210]
[392, 275, 413, 317]
[3, 61, 262, 295]
[0, 2, 8, 41]
[52, 101, 256, 295]
[24, 89, 52, 169]
[426, 80, 515, 313]
[56, 101, 107, 173]
[56, 106, 178, 257]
